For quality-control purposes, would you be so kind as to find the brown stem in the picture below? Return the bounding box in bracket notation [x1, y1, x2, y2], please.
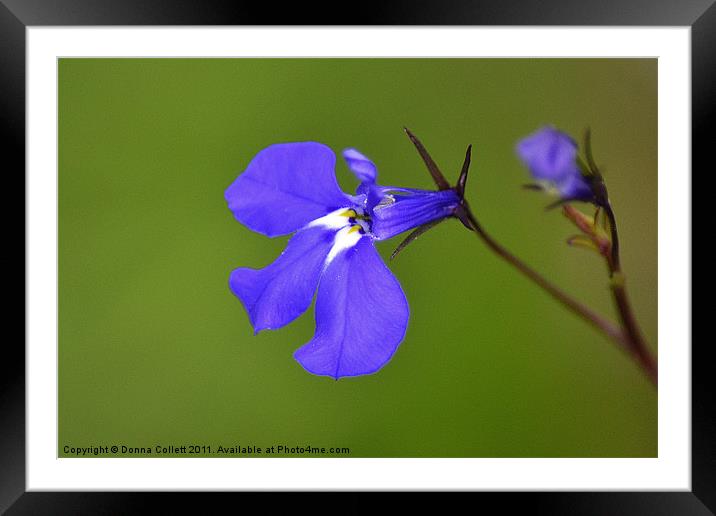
[611, 282, 658, 384]
[401, 128, 655, 385]
[603, 203, 621, 271]
[603, 204, 658, 385]
[458, 203, 628, 350]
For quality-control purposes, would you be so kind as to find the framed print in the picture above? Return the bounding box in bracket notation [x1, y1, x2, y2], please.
[4, 0, 707, 513]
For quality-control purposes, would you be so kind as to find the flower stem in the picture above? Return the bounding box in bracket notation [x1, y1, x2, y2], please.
[460, 199, 656, 387]
[603, 203, 621, 271]
[603, 203, 658, 385]
[402, 127, 655, 385]
[457, 202, 628, 350]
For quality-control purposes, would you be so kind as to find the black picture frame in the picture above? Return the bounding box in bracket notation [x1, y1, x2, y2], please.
[4, 1, 706, 513]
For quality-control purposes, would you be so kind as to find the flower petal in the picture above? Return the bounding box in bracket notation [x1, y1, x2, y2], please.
[557, 172, 593, 201]
[225, 142, 351, 237]
[516, 126, 579, 182]
[343, 148, 378, 184]
[229, 225, 340, 333]
[294, 237, 409, 379]
[370, 188, 460, 240]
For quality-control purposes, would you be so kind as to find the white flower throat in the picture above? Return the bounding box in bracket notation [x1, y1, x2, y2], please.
[307, 207, 372, 266]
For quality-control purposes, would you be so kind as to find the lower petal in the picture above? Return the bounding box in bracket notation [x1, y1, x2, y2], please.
[229, 225, 337, 333]
[293, 237, 409, 379]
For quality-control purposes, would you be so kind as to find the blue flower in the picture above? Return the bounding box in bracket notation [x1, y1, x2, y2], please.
[516, 126, 593, 202]
[225, 142, 460, 379]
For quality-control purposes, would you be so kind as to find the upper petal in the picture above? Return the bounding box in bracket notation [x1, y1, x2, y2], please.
[225, 142, 351, 237]
[516, 126, 578, 182]
[343, 148, 378, 184]
[293, 237, 409, 379]
[370, 188, 460, 240]
[229, 224, 341, 333]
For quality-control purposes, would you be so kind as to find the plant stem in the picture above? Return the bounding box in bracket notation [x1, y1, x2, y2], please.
[401, 127, 656, 385]
[603, 202, 621, 271]
[457, 202, 628, 350]
[603, 203, 658, 385]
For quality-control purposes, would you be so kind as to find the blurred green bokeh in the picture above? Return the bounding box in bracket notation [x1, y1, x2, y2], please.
[58, 58, 657, 458]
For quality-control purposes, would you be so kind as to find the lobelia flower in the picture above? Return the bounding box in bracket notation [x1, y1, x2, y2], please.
[516, 126, 594, 203]
[225, 142, 460, 379]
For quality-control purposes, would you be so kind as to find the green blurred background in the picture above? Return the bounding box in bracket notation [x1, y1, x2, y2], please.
[58, 58, 657, 458]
